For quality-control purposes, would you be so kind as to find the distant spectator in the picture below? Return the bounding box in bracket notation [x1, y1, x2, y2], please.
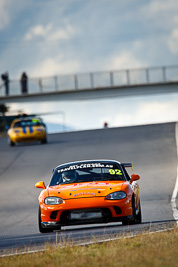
[20, 72, 28, 94]
[104, 122, 108, 128]
[1, 72, 9, 96]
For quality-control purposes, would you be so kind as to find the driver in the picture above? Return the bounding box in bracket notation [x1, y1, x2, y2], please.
[62, 170, 77, 183]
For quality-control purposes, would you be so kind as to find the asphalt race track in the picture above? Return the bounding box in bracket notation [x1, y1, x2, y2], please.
[0, 122, 177, 254]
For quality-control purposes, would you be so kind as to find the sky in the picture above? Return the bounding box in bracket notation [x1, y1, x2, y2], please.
[0, 0, 178, 132]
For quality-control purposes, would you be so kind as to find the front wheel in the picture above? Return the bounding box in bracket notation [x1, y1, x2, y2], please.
[41, 137, 47, 144]
[122, 195, 136, 225]
[136, 200, 142, 224]
[122, 218, 130, 225]
[38, 206, 53, 233]
[8, 138, 15, 147]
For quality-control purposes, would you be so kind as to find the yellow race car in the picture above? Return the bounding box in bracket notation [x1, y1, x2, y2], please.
[7, 117, 47, 146]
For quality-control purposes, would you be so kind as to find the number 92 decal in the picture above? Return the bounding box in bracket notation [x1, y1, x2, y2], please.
[109, 169, 122, 175]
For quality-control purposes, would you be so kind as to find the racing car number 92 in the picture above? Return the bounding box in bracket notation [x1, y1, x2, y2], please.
[109, 169, 122, 175]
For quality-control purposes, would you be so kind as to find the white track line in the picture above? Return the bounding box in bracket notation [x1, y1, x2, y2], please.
[0, 227, 175, 258]
[171, 122, 178, 226]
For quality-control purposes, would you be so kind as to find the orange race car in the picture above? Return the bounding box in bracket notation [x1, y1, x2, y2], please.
[35, 160, 142, 233]
[7, 117, 47, 146]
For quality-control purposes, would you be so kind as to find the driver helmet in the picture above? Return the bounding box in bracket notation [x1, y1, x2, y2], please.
[62, 171, 77, 182]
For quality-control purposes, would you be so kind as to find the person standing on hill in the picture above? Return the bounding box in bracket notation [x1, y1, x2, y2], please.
[1, 72, 9, 96]
[20, 72, 28, 94]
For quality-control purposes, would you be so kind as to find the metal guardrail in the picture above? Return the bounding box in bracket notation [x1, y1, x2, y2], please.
[0, 65, 178, 97]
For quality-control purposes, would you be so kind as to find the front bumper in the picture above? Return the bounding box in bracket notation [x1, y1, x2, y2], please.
[10, 132, 46, 143]
[41, 215, 134, 229]
[40, 196, 133, 227]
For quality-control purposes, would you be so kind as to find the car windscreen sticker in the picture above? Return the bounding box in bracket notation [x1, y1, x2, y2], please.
[29, 126, 33, 133]
[32, 119, 39, 123]
[73, 192, 96, 197]
[109, 169, 122, 175]
[22, 126, 26, 134]
[58, 163, 114, 173]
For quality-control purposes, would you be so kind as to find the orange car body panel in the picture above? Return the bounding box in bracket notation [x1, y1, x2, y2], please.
[38, 181, 138, 223]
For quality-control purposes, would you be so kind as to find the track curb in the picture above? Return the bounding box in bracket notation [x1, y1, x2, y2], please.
[171, 122, 178, 226]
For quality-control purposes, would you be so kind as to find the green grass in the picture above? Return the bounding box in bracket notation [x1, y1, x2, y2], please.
[0, 227, 178, 267]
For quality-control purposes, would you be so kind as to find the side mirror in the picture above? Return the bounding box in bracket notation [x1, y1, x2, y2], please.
[130, 174, 140, 183]
[35, 181, 46, 189]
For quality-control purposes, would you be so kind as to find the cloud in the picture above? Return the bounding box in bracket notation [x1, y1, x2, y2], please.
[49, 24, 78, 42]
[1, 0, 178, 79]
[145, 0, 177, 13]
[140, 1, 178, 56]
[24, 24, 53, 40]
[140, 0, 178, 19]
[24, 22, 78, 42]
[112, 99, 178, 127]
[29, 57, 80, 77]
[0, 0, 30, 31]
[0, 0, 10, 30]
[110, 51, 144, 70]
[8, 93, 178, 131]
[168, 28, 178, 53]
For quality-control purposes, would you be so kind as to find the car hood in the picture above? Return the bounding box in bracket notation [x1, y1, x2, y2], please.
[9, 125, 45, 134]
[48, 181, 126, 199]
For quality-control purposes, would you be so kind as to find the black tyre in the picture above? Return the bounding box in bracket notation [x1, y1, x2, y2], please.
[136, 200, 142, 224]
[38, 206, 53, 233]
[41, 137, 47, 144]
[122, 218, 130, 225]
[131, 195, 137, 224]
[8, 138, 15, 147]
[122, 195, 136, 225]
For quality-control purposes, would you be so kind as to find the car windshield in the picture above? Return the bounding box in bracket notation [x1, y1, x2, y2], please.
[13, 119, 42, 128]
[50, 162, 125, 186]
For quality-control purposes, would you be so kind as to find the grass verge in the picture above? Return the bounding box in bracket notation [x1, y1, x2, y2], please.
[0, 227, 178, 267]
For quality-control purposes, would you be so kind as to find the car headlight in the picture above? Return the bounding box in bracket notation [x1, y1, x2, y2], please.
[106, 191, 126, 200]
[44, 197, 63, 205]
